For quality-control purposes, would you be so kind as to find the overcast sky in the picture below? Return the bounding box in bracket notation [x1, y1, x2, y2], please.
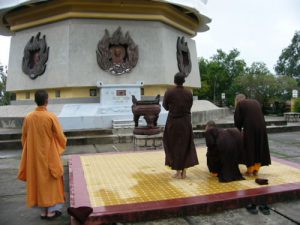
[194, 0, 300, 73]
[0, 0, 300, 73]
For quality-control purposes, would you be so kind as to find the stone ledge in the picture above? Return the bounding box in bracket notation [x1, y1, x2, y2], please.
[133, 133, 163, 150]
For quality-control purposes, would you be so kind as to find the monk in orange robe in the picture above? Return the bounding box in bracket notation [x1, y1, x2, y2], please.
[17, 90, 67, 220]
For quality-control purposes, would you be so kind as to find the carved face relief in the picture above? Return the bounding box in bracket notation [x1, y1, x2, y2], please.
[177, 36, 191, 77]
[22, 32, 49, 79]
[96, 27, 139, 75]
[110, 45, 126, 64]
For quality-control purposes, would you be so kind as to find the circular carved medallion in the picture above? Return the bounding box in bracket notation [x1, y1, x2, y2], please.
[22, 32, 49, 80]
[96, 27, 139, 75]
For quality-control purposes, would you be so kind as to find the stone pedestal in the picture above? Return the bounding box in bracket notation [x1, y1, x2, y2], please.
[133, 133, 163, 150]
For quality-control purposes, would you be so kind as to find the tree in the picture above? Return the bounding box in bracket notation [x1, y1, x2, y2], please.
[193, 57, 211, 100]
[275, 31, 300, 81]
[236, 62, 275, 105]
[195, 49, 246, 105]
[246, 62, 271, 75]
[233, 73, 278, 106]
[233, 62, 298, 113]
[0, 63, 10, 105]
[294, 98, 300, 112]
[275, 75, 298, 102]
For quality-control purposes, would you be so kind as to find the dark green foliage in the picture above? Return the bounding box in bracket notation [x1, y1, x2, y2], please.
[234, 62, 274, 104]
[196, 49, 246, 106]
[232, 62, 298, 113]
[275, 31, 300, 81]
[195, 47, 299, 112]
[294, 98, 300, 112]
[0, 64, 11, 105]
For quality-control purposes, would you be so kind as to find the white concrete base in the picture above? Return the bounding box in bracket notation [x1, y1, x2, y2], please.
[59, 103, 168, 130]
[0, 100, 229, 130]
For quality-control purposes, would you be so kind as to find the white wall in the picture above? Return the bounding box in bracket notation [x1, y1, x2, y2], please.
[7, 19, 201, 91]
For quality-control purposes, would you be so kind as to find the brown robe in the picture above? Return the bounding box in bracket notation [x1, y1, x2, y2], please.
[234, 99, 271, 167]
[18, 106, 67, 208]
[163, 85, 198, 170]
[205, 127, 244, 182]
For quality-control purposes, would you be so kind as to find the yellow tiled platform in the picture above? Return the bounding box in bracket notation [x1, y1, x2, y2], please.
[80, 148, 300, 207]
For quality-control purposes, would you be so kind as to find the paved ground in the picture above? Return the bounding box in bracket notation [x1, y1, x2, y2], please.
[1, 131, 300, 225]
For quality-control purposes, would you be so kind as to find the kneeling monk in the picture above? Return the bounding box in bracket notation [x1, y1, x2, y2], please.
[205, 121, 244, 182]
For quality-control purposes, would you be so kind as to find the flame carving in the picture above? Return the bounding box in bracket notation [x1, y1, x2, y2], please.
[96, 27, 139, 75]
[22, 32, 49, 80]
[177, 36, 191, 77]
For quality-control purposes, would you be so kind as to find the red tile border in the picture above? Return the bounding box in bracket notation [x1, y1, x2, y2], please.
[69, 155, 91, 207]
[69, 154, 300, 225]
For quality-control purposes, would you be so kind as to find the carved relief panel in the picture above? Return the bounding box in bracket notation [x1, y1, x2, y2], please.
[177, 36, 191, 77]
[22, 32, 49, 79]
[96, 27, 139, 75]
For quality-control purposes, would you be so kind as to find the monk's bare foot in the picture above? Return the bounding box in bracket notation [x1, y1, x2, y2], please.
[40, 209, 47, 219]
[181, 169, 187, 179]
[245, 172, 252, 176]
[172, 171, 181, 179]
[47, 211, 57, 217]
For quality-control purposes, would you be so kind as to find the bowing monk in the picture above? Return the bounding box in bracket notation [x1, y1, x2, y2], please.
[17, 90, 67, 220]
[205, 121, 244, 182]
[234, 94, 271, 176]
[163, 72, 198, 179]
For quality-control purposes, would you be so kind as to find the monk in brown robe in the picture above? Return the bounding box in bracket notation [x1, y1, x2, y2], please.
[163, 72, 199, 179]
[18, 90, 67, 220]
[205, 121, 244, 182]
[234, 94, 271, 176]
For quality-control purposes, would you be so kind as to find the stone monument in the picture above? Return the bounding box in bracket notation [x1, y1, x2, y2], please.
[58, 82, 146, 130]
[0, 1, 219, 130]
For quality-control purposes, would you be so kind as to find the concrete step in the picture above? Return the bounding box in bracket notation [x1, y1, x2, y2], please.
[0, 139, 22, 150]
[0, 132, 22, 141]
[195, 120, 287, 130]
[0, 135, 117, 150]
[0, 129, 115, 150]
[267, 125, 300, 133]
[0, 128, 113, 140]
[64, 129, 113, 137]
[193, 124, 300, 138]
[0, 133, 134, 150]
[67, 134, 118, 145]
[112, 119, 147, 129]
[1, 122, 300, 150]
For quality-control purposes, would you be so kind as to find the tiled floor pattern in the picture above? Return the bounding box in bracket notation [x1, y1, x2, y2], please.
[79, 148, 300, 207]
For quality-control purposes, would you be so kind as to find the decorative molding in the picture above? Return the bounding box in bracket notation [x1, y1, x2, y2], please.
[176, 36, 191, 76]
[5, 1, 199, 35]
[22, 32, 49, 80]
[96, 27, 139, 75]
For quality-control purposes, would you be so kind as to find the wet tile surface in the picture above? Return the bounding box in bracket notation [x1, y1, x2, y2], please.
[69, 147, 300, 225]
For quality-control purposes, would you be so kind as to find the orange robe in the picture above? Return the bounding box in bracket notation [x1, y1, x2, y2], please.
[17, 106, 67, 208]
